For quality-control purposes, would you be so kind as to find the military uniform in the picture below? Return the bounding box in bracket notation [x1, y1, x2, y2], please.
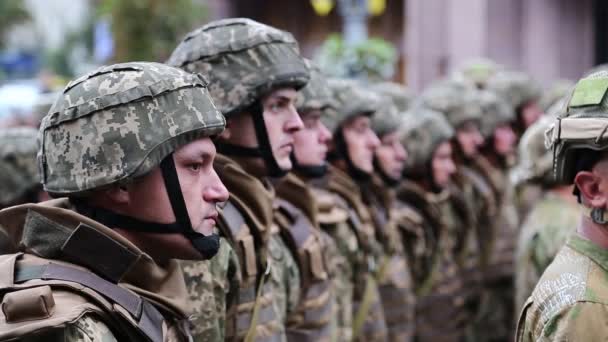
[168, 18, 309, 341]
[0, 62, 227, 341]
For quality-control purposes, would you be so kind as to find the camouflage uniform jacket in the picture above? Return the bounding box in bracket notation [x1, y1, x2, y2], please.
[395, 180, 469, 342]
[363, 175, 415, 342]
[275, 172, 337, 342]
[183, 154, 298, 342]
[0, 199, 192, 342]
[516, 233, 608, 341]
[514, 192, 580, 312]
[325, 166, 388, 342]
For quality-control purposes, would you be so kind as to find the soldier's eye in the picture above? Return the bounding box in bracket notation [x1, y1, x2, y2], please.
[189, 163, 201, 172]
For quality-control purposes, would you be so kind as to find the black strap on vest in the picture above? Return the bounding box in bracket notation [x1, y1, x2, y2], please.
[15, 263, 165, 342]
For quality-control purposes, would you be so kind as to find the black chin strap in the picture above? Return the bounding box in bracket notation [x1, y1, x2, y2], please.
[373, 157, 399, 187]
[217, 101, 287, 178]
[74, 154, 220, 260]
[333, 128, 371, 181]
[290, 151, 328, 178]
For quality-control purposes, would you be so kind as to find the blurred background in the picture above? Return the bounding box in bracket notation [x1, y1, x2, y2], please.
[0, 0, 604, 124]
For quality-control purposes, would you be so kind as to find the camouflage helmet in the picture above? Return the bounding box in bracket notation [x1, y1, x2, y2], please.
[511, 115, 555, 186]
[546, 70, 608, 184]
[296, 59, 336, 117]
[419, 79, 482, 129]
[370, 81, 413, 112]
[39, 62, 225, 196]
[486, 71, 542, 110]
[167, 18, 309, 117]
[399, 106, 454, 177]
[452, 58, 503, 89]
[0, 127, 40, 205]
[477, 89, 516, 138]
[538, 79, 574, 112]
[371, 98, 401, 138]
[324, 78, 382, 133]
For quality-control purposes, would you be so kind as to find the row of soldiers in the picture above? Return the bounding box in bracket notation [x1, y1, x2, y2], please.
[0, 17, 594, 342]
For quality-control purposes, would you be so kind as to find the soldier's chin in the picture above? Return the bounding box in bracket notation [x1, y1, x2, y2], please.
[276, 156, 293, 171]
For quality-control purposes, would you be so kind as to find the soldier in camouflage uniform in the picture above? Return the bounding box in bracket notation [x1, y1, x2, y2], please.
[168, 18, 309, 341]
[0, 62, 229, 341]
[322, 78, 389, 341]
[516, 69, 608, 341]
[472, 84, 520, 341]
[370, 82, 414, 112]
[418, 79, 487, 338]
[451, 58, 504, 90]
[396, 107, 470, 341]
[0, 127, 49, 253]
[367, 85, 415, 341]
[513, 107, 580, 313]
[273, 61, 338, 341]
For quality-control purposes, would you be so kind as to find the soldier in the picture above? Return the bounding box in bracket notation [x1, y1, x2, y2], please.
[370, 82, 414, 112]
[471, 88, 519, 341]
[451, 57, 504, 90]
[0, 62, 229, 340]
[396, 107, 469, 341]
[273, 61, 338, 341]
[323, 78, 388, 341]
[516, 69, 608, 341]
[418, 79, 486, 338]
[513, 108, 580, 313]
[168, 18, 309, 341]
[0, 127, 49, 253]
[487, 71, 542, 140]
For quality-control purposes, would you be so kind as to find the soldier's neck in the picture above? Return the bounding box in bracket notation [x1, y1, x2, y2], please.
[578, 215, 608, 250]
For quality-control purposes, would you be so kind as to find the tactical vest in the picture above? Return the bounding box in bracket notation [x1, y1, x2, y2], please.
[0, 221, 189, 342]
[218, 200, 283, 342]
[274, 198, 335, 342]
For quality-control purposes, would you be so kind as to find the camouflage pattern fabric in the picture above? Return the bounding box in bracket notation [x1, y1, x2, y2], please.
[370, 82, 413, 112]
[477, 89, 516, 138]
[0, 127, 40, 205]
[20, 314, 118, 342]
[451, 58, 504, 89]
[538, 79, 573, 112]
[324, 78, 382, 133]
[514, 193, 580, 313]
[516, 234, 608, 341]
[167, 18, 309, 117]
[486, 71, 541, 111]
[370, 98, 401, 138]
[40, 62, 225, 195]
[418, 79, 483, 129]
[297, 60, 336, 115]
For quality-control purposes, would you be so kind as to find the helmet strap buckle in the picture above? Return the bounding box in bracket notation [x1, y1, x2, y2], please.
[590, 207, 608, 225]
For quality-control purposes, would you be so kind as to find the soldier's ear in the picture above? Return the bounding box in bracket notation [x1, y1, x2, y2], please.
[575, 171, 606, 209]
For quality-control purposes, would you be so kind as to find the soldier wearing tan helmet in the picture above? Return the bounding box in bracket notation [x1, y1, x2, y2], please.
[0, 62, 229, 341]
[168, 18, 309, 341]
[517, 69, 608, 341]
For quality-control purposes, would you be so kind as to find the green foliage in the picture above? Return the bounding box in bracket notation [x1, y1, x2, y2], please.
[314, 33, 397, 82]
[0, 1, 31, 49]
[99, 0, 207, 62]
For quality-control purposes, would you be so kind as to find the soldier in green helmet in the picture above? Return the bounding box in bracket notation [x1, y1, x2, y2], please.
[322, 78, 389, 341]
[516, 69, 608, 341]
[396, 107, 471, 341]
[367, 88, 415, 341]
[168, 18, 309, 341]
[513, 102, 580, 313]
[451, 57, 504, 90]
[0, 62, 229, 341]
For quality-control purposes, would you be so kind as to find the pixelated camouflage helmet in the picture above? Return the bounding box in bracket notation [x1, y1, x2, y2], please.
[545, 70, 608, 184]
[370, 81, 413, 112]
[399, 106, 454, 177]
[538, 79, 574, 112]
[371, 97, 401, 138]
[324, 78, 382, 133]
[296, 59, 336, 117]
[511, 115, 556, 186]
[419, 79, 482, 129]
[39, 62, 225, 195]
[477, 89, 516, 138]
[487, 71, 541, 111]
[0, 127, 40, 205]
[452, 58, 503, 89]
[167, 18, 309, 117]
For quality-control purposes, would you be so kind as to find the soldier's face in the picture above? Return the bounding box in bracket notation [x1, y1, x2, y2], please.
[521, 101, 544, 129]
[342, 115, 380, 173]
[293, 109, 332, 166]
[456, 121, 484, 158]
[262, 88, 304, 170]
[116, 137, 229, 260]
[431, 141, 456, 188]
[493, 124, 517, 156]
[375, 130, 407, 180]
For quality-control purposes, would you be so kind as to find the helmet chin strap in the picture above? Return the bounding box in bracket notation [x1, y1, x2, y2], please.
[217, 101, 288, 178]
[290, 151, 328, 178]
[74, 154, 220, 260]
[373, 157, 400, 187]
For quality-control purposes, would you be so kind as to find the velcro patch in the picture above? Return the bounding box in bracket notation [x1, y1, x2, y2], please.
[569, 78, 608, 108]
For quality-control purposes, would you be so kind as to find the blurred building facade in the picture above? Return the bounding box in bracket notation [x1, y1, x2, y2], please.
[209, 0, 601, 91]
